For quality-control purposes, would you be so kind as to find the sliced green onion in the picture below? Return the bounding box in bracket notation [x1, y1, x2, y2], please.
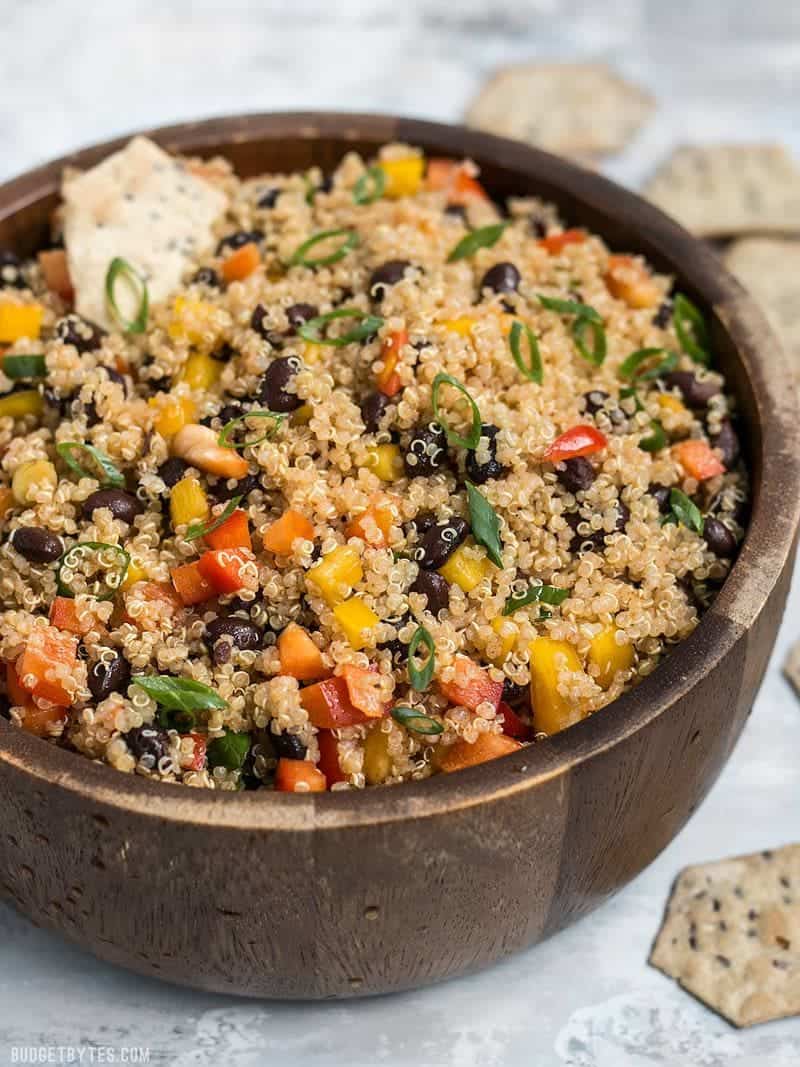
[186, 495, 242, 541]
[619, 347, 679, 382]
[572, 316, 607, 367]
[431, 372, 482, 450]
[3, 354, 46, 380]
[447, 223, 507, 263]
[288, 228, 359, 268]
[57, 541, 130, 600]
[502, 584, 569, 616]
[538, 295, 602, 322]
[353, 166, 386, 205]
[131, 674, 227, 713]
[508, 321, 543, 384]
[206, 728, 251, 770]
[663, 488, 704, 535]
[465, 480, 504, 568]
[391, 706, 444, 736]
[105, 257, 148, 334]
[218, 410, 287, 450]
[56, 442, 125, 489]
[639, 421, 667, 453]
[673, 294, 710, 365]
[298, 308, 383, 347]
[408, 625, 435, 692]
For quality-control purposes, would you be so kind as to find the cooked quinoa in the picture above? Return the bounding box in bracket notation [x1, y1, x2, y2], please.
[0, 140, 747, 792]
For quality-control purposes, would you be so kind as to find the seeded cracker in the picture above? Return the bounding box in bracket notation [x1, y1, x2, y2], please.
[645, 145, 800, 237]
[724, 237, 800, 368]
[465, 63, 654, 158]
[62, 136, 226, 329]
[650, 845, 800, 1026]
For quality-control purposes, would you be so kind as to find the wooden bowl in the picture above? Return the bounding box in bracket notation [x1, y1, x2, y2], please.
[0, 114, 798, 1000]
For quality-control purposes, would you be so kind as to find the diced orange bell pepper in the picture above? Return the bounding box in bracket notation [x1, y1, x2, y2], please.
[605, 254, 661, 309]
[438, 656, 504, 713]
[16, 627, 77, 708]
[262, 510, 315, 554]
[196, 548, 257, 595]
[204, 508, 252, 552]
[171, 562, 216, 606]
[538, 229, 586, 255]
[543, 425, 608, 463]
[439, 732, 522, 773]
[426, 158, 489, 203]
[338, 663, 390, 718]
[182, 732, 207, 771]
[38, 249, 74, 302]
[49, 596, 93, 636]
[275, 757, 327, 793]
[0, 486, 15, 517]
[316, 729, 348, 785]
[19, 703, 68, 737]
[300, 677, 373, 729]
[498, 700, 531, 740]
[376, 328, 407, 397]
[345, 494, 396, 548]
[221, 242, 260, 283]
[278, 623, 328, 682]
[672, 439, 725, 481]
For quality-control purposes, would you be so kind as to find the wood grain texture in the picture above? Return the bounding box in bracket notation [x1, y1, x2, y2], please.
[0, 113, 797, 999]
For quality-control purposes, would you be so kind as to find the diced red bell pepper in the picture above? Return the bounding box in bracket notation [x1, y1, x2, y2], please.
[426, 158, 489, 203]
[204, 508, 252, 551]
[49, 596, 93, 636]
[538, 229, 586, 255]
[376, 329, 407, 397]
[196, 548, 257, 595]
[498, 701, 531, 740]
[437, 656, 504, 713]
[182, 732, 207, 771]
[543, 425, 608, 463]
[316, 729, 348, 785]
[338, 663, 390, 718]
[300, 677, 373, 729]
[171, 562, 216, 606]
[16, 627, 77, 708]
[275, 758, 327, 793]
[672, 439, 725, 481]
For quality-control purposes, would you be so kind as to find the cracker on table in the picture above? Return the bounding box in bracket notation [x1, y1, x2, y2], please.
[650, 844, 800, 1027]
[723, 237, 800, 367]
[62, 136, 227, 329]
[465, 63, 654, 158]
[644, 145, 800, 237]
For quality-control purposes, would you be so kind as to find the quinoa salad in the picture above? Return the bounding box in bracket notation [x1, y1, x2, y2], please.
[0, 137, 747, 793]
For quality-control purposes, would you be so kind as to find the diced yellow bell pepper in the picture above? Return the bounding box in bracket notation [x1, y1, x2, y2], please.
[291, 403, 313, 427]
[378, 156, 425, 199]
[0, 303, 43, 343]
[149, 394, 197, 438]
[587, 626, 634, 690]
[438, 543, 492, 592]
[440, 317, 475, 337]
[0, 389, 43, 420]
[12, 459, 57, 505]
[119, 559, 147, 592]
[307, 545, 363, 606]
[365, 443, 403, 483]
[529, 637, 585, 736]
[167, 296, 217, 346]
[363, 725, 391, 785]
[333, 596, 380, 650]
[657, 393, 687, 416]
[170, 476, 209, 529]
[490, 615, 518, 665]
[179, 351, 222, 391]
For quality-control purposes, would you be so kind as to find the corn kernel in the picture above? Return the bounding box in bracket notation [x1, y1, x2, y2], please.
[179, 351, 222, 391]
[490, 615, 518, 665]
[440, 317, 475, 337]
[438, 543, 492, 592]
[0, 389, 43, 420]
[307, 545, 363, 606]
[167, 296, 217, 346]
[119, 559, 147, 592]
[12, 459, 57, 505]
[528, 637, 585, 736]
[0, 303, 43, 343]
[333, 596, 380, 650]
[378, 156, 424, 199]
[170, 476, 209, 529]
[657, 393, 687, 415]
[149, 394, 197, 437]
[588, 626, 634, 689]
[363, 725, 391, 785]
[365, 443, 403, 482]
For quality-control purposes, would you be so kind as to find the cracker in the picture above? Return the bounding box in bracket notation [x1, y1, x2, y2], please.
[644, 145, 800, 237]
[783, 639, 800, 698]
[723, 238, 800, 367]
[62, 136, 226, 329]
[650, 844, 800, 1026]
[465, 63, 654, 158]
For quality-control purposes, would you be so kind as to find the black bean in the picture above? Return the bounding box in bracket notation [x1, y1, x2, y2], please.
[703, 517, 737, 558]
[653, 300, 673, 329]
[315, 175, 334, 195]
[480, 262, 521, 295]
[416, 517, 469, 570]
[583, 390, 610, 416]
[557, 456, 595, 494]
[445, 203, 467, 221]
[257, 188, 280, 209]
[250, 303, 281, 343]
[272, 731, 307, 760]
[192, 266, 220, 288]
[369, 260, 411, 301]
[529, 215, 548, 239]
[258, 356, 303, 412]
[360, 391, 389, 433]
[663, 371, 721, 409]
[711, 420, 740, 468]
[205, 616, 263, 664]
[379, 613, 412, 666]
[216, 230, 263, 256]
[102, 366, 129, 395]
[465, 424, 507, 485]
[615, 501, 630, 533]
[567, 512, 606, 554]
[88, 652, 131, 702]
[649, 483, 672, 513]
[0, 250, 26, 289]
[211, 472, 261, 503]
[158, 457, 187, 488]
[286, 303, 318, 330]
[403, 422, 449, 477]
[82, 489, 142, 525]
[409, 512, 437, 538]
[211, 342, 236, 363]
[9, 526, 63, 563]
[211, 401, 243, 427]
[55, 314, 104, 354]
[125, 725, 171, 768]
[410, 570, 450, 617]
[502, 677, 529, 707]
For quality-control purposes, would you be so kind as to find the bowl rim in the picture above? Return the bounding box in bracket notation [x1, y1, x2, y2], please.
[1, 110, 798, 832]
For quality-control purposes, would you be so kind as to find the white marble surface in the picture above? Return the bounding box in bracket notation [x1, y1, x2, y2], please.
[1, 1, 800, 1064]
